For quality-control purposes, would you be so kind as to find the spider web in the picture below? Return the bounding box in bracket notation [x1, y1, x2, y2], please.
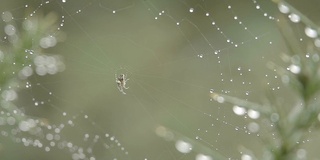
[1, 0, 319, 160]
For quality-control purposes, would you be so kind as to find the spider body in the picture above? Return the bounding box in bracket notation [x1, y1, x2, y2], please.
[115, 74, 129, 94]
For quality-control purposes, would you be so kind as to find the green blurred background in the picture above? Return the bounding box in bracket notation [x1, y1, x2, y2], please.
[1, 0, 320, 159]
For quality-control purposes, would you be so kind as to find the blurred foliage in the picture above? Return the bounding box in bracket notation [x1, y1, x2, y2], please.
[207, 1, 320, 160]
[0, 10, 63, 133]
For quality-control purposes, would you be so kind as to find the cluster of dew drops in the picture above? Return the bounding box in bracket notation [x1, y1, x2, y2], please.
[155, 1, 320, 160]
[0, 1, 129, 160]
[207, 2, 318, 160]
[1, 110, 128, 160]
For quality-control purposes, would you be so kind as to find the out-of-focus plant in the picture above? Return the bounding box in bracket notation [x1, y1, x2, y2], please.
[156, 1, 320, 160]
[211, 1, 320, 160]
[0, 10, 65, 134]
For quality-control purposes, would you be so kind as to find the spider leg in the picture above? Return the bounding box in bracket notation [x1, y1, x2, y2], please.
[123, 86, 129, 89]
[123, 78, 129, 89]
[116, 83, 122, 91]
[118, 85, 126, 94]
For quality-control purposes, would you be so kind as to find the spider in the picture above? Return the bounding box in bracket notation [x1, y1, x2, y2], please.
[115, 73, 129, 94]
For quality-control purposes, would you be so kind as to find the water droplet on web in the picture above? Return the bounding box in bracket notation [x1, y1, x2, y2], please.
[19, 66, 33, 79]
[2, 11, 13, 22]
[68, 120, 74, 125]
[19, 121, 32, 131]
[205, 12, 209, 16]
[247, 122, 260, 133]
[289, 64, 301, 74]
[216, 96, 224, 103]
[256, 5, 260, 9]
[270, 113, 279, 122]
[305, 27, 318, 38]
[314, 39, 320, 47]
[196, 154, 212, 160]
[7, 117, 16, 125]
[288, 13, 300, 23]
[297, 149, 307, 159]
[312, 54, 319, 61]
[211, 21, 215, 25]
[233, 105, 246, 116]
[241, 154, 252, 160]
[46, 133, 54, 140]
[2, 89, 18, 101]
[197, 54, 203, 58]
[189, 8, 194, 13]
[45, 147, 50, 152]
[175, 140, 192, 153]
[55, 128, 61, 133]
[62, 0, 66, 2]
[4, 24, 16, 36]
[67, 142, 73, 148]
[278, 3, 289, 14]
[248, 109, 260, 119]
